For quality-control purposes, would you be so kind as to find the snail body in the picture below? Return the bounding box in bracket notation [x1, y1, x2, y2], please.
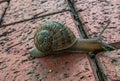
[30, 21, 115, 58]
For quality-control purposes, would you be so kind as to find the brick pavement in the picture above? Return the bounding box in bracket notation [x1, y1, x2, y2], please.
[75, 0, 120, 43]
[0, 0, 120, 81]
[97, 50, 120, 81]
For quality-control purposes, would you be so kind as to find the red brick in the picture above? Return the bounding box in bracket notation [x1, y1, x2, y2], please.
[0, 52, 32, 81]
[0, 52, 96, 81]
[97, 50, 120, 81]
[74, 0, 120, 44]
[0, 2, 8, 19]
[2, 0, 69, 25]
[33, 54, 96, 81]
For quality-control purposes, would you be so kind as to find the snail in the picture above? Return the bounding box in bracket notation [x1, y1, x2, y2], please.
[30, 21, 116, 58]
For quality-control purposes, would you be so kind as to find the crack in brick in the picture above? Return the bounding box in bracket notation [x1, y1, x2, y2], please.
[0, 9, 69, 27]
[0, 1, 9, 26]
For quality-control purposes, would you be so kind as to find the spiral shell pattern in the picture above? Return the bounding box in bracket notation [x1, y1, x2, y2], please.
[34, 21, 77, 53]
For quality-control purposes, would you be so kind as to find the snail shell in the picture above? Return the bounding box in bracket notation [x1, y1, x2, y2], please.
[31, 21, 116, 58]
[34, 21, 77, 54]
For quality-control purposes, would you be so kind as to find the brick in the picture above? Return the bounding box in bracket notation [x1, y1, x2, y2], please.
[74, 0, 120, 44]
[0, 52, 33, 81]
[2, 0, 69, 25]
[0, 52, 96, 81]
[0, 2, 8, 20]
[0, 11, 97, 81]
[31, 54, 96, 81]
[97, 50, 120, 81]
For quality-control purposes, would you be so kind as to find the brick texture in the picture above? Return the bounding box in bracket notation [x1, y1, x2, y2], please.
[0, 52, 96, 81]
[74, 0, 120, 81]
[2, 0, 69, 25]
[0, 0, 119, 81]
[97, 50, 120, 81]
[74, 0, 120, 43]
[0, 2, 8, 20]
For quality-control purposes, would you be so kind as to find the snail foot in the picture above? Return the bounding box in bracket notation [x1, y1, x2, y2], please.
[30, 48, 47, 58]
